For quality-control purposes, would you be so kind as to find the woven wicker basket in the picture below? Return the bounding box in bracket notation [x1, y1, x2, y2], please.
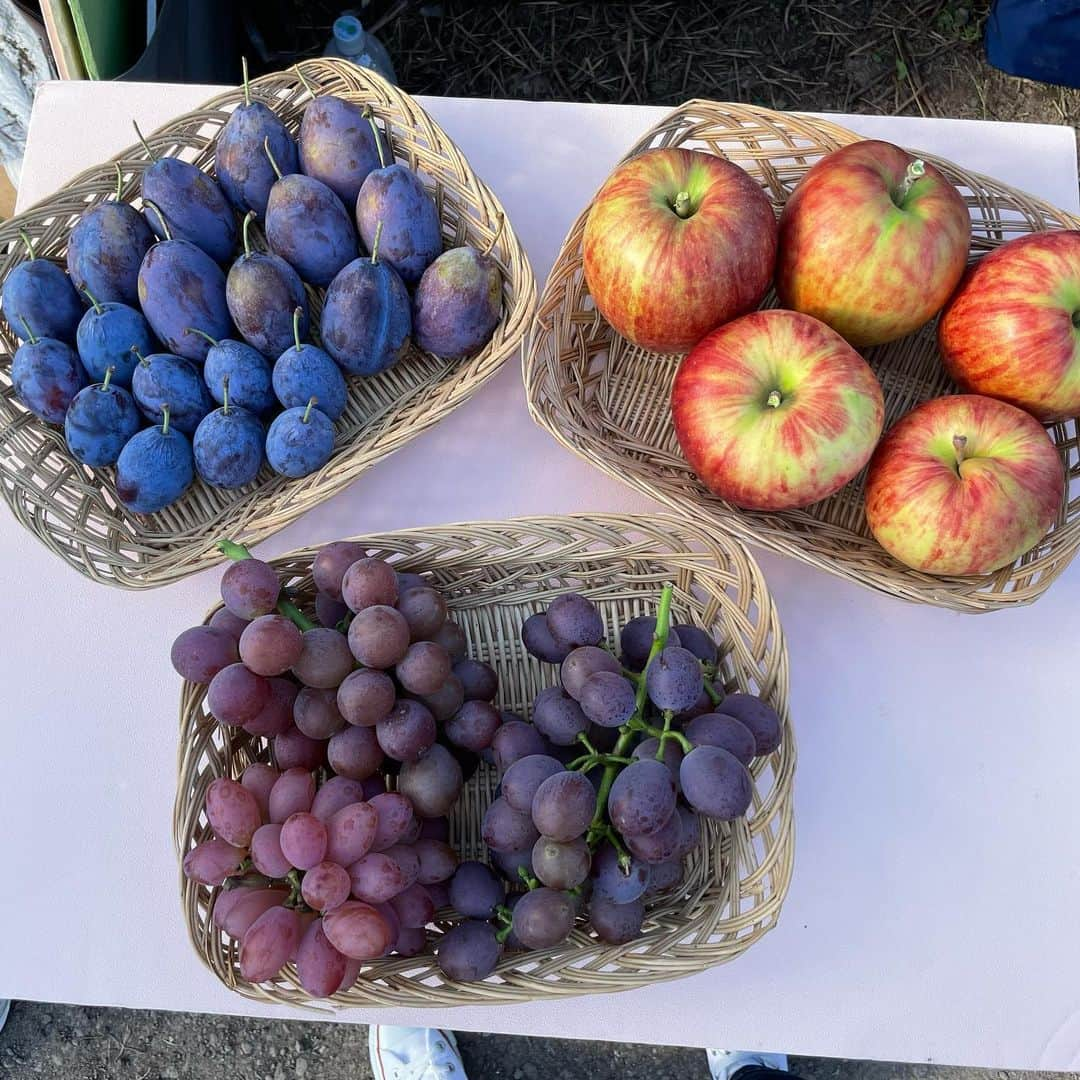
[174, 514, 794, 1008]
[525, 101, 1080, 613]
[0, 59, 535, 589]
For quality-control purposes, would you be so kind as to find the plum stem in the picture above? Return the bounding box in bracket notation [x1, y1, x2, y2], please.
[293, 64, 314, 95]
[19, 316, 37, 344]
[18, 229, 34, 259]
[222, 373, 231, 415]
[263, 136, 283, 181]
[186, 327, 219, 347]
[217, 539, 318, 631]
[132, 120, 156, 162]
[161, 403, 171, 436]
[241, 210, 256, 258]
[482, 213, 505, 257]
[953, 433, 968, 468]
[672, 190, 692, 218]
[363, 105, 388, 169]
[131, 344, 148, 366]
[370, 220, 383, 265]
[113, 162, 123, 202]
[241, 55, 251, 107]
[100, 365, 115, 392]
[142, 199, 172, 241]
[898, 158, 925, 202]
[302, 396, 317, 423]
[292, 306, 304, 352]
[766, 390, 782, 409]
[82, 287, 103, 314]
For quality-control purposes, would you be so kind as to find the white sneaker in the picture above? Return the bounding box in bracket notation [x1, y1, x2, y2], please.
[369, 1026, 466, 1080]
[706, 1049, 789, 1080]
[0, 1000, 9, 1033]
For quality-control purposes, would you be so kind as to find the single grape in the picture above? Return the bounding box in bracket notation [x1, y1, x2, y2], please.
[679, 746, 753, 820]
[326, 723, 384, 780]
[239, 904, 301, 981]
[418, 816, 450, 842]
[502, 754, 564, 813]
[292, 627, 354, 689]
[206, 777, 262, 846]
[348, 605, 411, 669]
[209, 607, 249, 641]
[631, 736, 683, 790]
[221, 558, 280, 621]
[348, 851, 408, 903]
[491, 845, 534, 883]
[521, 612, 571, 663]
[546, 592, 603, 650]
[685, 713, 756, 765]
[212, 886, 289, 938]
[590, 895, 644, 945]
[390, 882, 435, 928]
[531, 686, 588, 746]
[396, 641, 452, 696]
[590, 842, 651, 903]
[608, 758, 677, 838]
[714, 694, 782, 756]
[645, 646, 704, 713]
[250, 823, 293, 878]
[579, 670, 637, 728]
[396, 571, 426, 595]
[436, 919, 502, 981]
[560, 646, 620, 700]
[207, 662, 269, 726]
[375, 700, 436, 762]
[315, 591, 349, 629]
[293, 687, 347, 740]
[373, 900, 401, 954]
[531, 771, 595, 843]
[452, 658, 498, 702]
[646, 858, 686, 897]
[268, 766, 315, 823]
[445, 700, 501, 753]
[280, 811, 328, 870]
[482, 796, 540, 853]
[620, 616, 681, 671]
[241, 762, 280, 821]
[394, 926, 428, 957]
[302, 861, 352, 912]
[369, 792, 415, 851]
[532, 835, 591, 889]
[432, 620, 467, 661]
[171, 625, 239, 682]
[310, 776, 367, 821]
[397, 586, 448, 641]
[673, 804, 701, 858]
[323, 900, 394, 960]
[274, 725, 327, 770]
[341, 556, 398, 613]
[384, 844, 421, 889]
[295, 917, 349, 997]
[325, 801, 378, 865]
[182, 838, 246, 885]
[672, 624, 718, 665]
[312, 541, 368, 601]
[238, 615, 303, 677]
[511, 887, 575, 949]
[418, 674, 465, 722]
[448, 860, 505, 918]
[398, 744, 463, 817]
[243, 677, 299, 738]
[624, 804, 682, 864]
[414, 838, 459, 884]
[492, 720, 548, 774]
[336, 668, 396, 727]
[337, 956, 362, 993]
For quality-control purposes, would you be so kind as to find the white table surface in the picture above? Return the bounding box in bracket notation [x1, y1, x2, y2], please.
[4, 80, 1080, 1071]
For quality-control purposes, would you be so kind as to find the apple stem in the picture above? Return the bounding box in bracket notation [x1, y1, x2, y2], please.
[898, 159, 926, 201]
[672, 190, 692, 219]
[766, 390, 783, 409]
[953, 434, 968, 467]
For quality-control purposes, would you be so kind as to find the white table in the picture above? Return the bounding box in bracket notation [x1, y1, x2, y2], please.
[3, 80, 1079, 1071]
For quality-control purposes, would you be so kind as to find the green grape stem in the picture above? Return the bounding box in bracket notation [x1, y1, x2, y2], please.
[217, 539, 317, 631]
[517, 866, 540, 891]
[492, 904, 514, 927]
[703, 679, 722, 706]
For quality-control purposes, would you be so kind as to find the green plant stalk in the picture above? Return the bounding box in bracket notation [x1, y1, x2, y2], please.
[218, 539, 316, 631]
[703, 680, 722, 706]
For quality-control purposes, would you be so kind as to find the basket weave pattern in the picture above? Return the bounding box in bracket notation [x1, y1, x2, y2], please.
[525, 101, 1080, 612]
[0, 59, 535, 589]
[174, 515, 794, 1008]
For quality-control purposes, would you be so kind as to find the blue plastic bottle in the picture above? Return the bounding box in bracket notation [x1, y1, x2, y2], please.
[324, 14, 397, 85]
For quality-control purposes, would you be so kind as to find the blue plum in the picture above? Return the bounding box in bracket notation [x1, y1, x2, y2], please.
[299, 96, 380, 210]
[264, 139, 356, 287]
[413, 246, 502, 358]
[272, 306, 347, 420]
[321, 232, 411, 376]
[215, 60, 299, 220]
[136, 123, 237, 263]
[226, 210, 308, 358]
[2, 231, 83, 343]
[355, 116, 440, 286]
[66, 165, 155, 305]
[76, 295, 156, 388]
[194, 329, 275, 415]
[137, 228, 232, 363]
[10, 329, 86, 424]
[115, 406, 194, 514]
[64, 367, 142, 466]
[193, 401, 265, 488]
[265, 400, 334, 478]
[131, 349, 211, 435]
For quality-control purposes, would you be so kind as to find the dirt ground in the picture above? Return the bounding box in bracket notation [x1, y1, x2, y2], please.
[6, 2, 1078, 1077]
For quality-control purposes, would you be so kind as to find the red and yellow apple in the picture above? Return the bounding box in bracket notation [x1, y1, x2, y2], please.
[671, 309, 885, 511]
[582, 147, 777, 354]
[776, 139, 971, 347]
[938, 231, 1080, 422]
[865, 394, 1063, 576]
